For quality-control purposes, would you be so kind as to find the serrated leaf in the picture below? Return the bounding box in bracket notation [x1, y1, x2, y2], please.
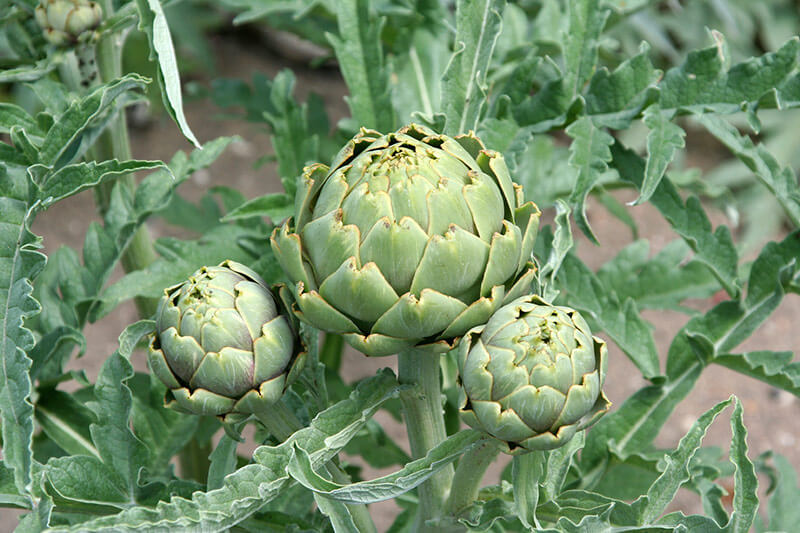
[134, 0, 200, 147]
[584, 43, 660, 129]
[635, 107, 686, 205]
[632, 397, 732, 524]
[726, 399, 758, 533]
[565, 116, 614, 243]
[764, 454, 800, 532]
[327, 0, 394, 132]
[287, 430, 481, 504]
[90, 225, 261, 321]
[34, 390, 99, 460]
[696, 114, 800, 228]
[39, 75, 149, 169]
[597, 240, 719, 311]
[51, 370, 402, 531]
[611, 141, 740, 297]
[539, 199, 572, 302]
[557, 253, 660, 379]
[221, 193, 293, 223]
[714, 351, 800, 397]
[659, 35, 800, 115]
[442, 0, 505, 135]
[563, 0, 610, 98]
[0, 170, 41, 500]
[32, 159, 167, 207]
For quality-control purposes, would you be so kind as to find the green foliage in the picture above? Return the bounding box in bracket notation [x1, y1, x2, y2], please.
[2, 0, 800, 531]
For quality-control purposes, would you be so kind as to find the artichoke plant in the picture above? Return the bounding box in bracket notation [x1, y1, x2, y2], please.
[148, 261, 305, 422]
[458, 295, 610, 452]
[35, 0, 103, 46]
[271, 124, 540, 356]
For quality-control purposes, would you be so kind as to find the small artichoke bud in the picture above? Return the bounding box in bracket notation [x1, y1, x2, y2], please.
[148, 261, 306, 422]
[458, 295, 610, 452]
[271, 124, 541, 357]
[35, 0, 103, 46]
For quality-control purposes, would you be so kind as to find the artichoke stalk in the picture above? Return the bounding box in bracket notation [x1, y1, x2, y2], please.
[458, 295, 610, 452]
[271, 123, 540, 357]
[148, 261, 306, 423]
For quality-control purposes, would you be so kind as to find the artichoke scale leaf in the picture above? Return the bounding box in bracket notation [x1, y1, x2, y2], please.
[479, 222, 523, 296]
[313, 170, 350, 221]
[518, 424, 580, 452]
[515, 203, 542, 272]
[463, 171, 506, 242]
[471, 400, 534, 444]
[171, 387, 236, 417]
[147, 343, 181, 390]
[293, 283, 361, 334]
[372, 289, 467, 339]
[253, 317, 295, 383]
[340, 183, 393, 236]
[410, 226, 490, 298]
[271, 224, 316, 290]
[200, 308, 252, 353]
[360, 216, 428, 295]
[502, 265, 537, 304]
[343, 332, 417, 358]
[318, 258, 399, 324]
[159, 327, 205, 384]
[234, 280, 277, 340]
[426, 181, 476, 236]
[234, 376, 287, 416]
[504, 385, 567, 434]
[553, 372, 601, 429]
[190, 347, 255, 398]
[460, 339, 497, 400]
[301, 209, 361, 282]
[440, 284, 505, 340]
[296, 164, 331, 230]
[478, 150, 518, 219]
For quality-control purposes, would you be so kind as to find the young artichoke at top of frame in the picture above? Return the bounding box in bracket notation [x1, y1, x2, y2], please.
[271, 124, 541, 357]
[35, 0, 103, 47]
[147, 260, 306, 424]
[458, 295, 610, 452]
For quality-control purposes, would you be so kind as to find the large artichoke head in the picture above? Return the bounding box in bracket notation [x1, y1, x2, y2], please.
[271, 124, 540, 357]
[148, 261, 305, 422]
[458, 295, 610, 452]
[35, 0, 102, 46]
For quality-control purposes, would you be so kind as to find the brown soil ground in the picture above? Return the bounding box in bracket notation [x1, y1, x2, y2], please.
[5, 33, 799, 532]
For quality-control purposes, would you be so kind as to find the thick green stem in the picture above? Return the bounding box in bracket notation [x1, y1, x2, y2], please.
[444, 437, 501, 517]
[398, 349, 453, 532]
[178, 437, 212, 485]
[90, 0, 158, 318]
[254, 402, 377, 533]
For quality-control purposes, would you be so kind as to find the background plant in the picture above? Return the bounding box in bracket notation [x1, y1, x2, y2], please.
[1, 0, 800, 532]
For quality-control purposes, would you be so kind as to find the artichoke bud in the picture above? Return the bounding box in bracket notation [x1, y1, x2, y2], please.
[148, 261, 306, 423]
[458, 295, 610, 452]
[271, 124, 541, 357]
[35, 0, 103, 46]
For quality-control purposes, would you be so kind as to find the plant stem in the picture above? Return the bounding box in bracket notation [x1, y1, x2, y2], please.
[254, 402, 377, 533]
[444, 437, 501, 517]
[91, 0, 158, 318]
[178, 437, 212, 485]
[398, 348, 453, 532]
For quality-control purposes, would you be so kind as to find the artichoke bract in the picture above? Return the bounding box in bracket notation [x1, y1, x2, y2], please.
[148, 261, 305, 422]
[35, 0, 103, 46]
[271, 124, 540, 356]
[458, 295, 610, 452]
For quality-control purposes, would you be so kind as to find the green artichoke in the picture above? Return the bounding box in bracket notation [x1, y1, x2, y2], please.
[271, 124, 540, 357]
[148, 261, 305, 422]
[35, 0, 102, 46]
[458, 295, 610, 452]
